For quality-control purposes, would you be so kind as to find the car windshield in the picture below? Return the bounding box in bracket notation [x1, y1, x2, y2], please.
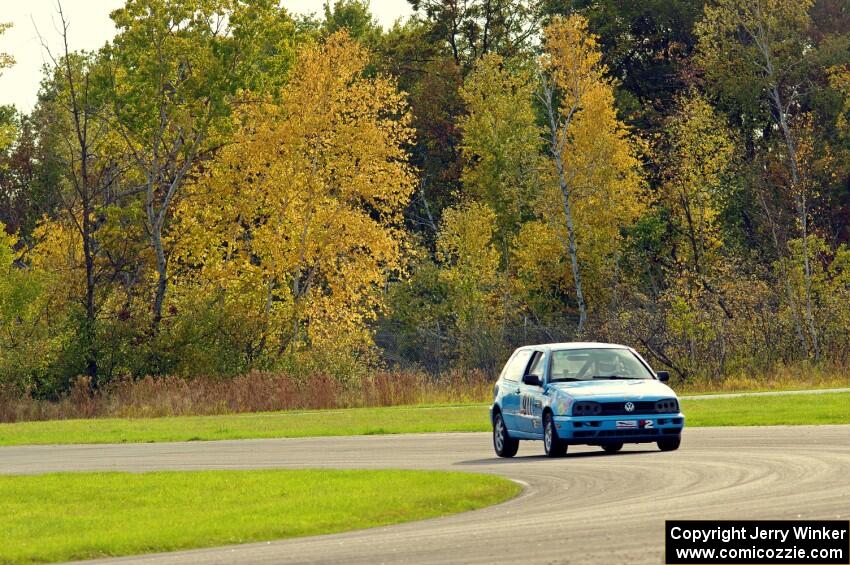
[549, 348, 654, 381]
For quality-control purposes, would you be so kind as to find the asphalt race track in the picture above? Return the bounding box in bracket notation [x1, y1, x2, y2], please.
[3, 426, 849, 564]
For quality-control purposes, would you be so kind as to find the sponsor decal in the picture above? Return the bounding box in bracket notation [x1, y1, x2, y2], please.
[616, 420, 638, 428]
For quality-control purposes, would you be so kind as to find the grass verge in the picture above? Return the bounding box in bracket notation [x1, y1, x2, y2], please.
[0, 392, 848, 447]
[1, 469, 520, 564]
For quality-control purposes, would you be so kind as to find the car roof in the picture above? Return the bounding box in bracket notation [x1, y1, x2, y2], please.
[516, 342, 631, 352]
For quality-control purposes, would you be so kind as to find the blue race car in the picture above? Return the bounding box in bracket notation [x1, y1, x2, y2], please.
[490, 342, 684, 457]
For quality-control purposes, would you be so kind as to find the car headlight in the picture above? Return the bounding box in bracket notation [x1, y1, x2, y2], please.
[572, 401, 601, 416]
[654, 399, 679, 413]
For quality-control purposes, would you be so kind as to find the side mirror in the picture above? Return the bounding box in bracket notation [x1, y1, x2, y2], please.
[523, 374, 542, 387]
[656, 371, 670, 382]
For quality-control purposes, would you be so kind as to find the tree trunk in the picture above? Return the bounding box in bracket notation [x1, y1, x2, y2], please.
[81, 203, 98, 382]
[557, 162, 588, 334]
[542, 83, 588, 334]
[770, 85, 820, 359]
[752, 15, 819, 358]
[149, 214, 168, 332]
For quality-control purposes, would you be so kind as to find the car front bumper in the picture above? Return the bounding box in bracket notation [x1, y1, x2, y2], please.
[552, 412, 684, 444]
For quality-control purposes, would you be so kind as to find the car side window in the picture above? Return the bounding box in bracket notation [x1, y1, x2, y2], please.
[527, 352, 545, 379]
[503, 350, 533, 382]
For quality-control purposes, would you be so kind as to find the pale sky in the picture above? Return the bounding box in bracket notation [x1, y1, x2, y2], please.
[0, 0, 413, 113]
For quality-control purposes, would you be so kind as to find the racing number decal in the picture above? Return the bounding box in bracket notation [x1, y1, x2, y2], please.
[640, 419, 654, 429]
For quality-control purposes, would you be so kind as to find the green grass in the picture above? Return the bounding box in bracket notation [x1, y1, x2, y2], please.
[0, 469, 520, 564]
[1, 392, 848, 447]
[0, 404, 488, 446]
[681, 393, 850, 426]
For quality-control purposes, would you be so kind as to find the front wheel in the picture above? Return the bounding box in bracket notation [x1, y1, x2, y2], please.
[493, 412, 519, 458]
[543, 412, 567, 457]
[657, 437, 681, 451]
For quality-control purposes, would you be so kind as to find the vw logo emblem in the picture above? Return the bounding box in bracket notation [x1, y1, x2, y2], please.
[624, 402, 635, 412]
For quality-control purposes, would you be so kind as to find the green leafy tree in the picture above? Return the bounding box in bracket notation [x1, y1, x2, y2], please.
[696, 0, 820, 356]
[104, 0, 298, 333]
[28, 6, 132, 384]
[409, 0, 541, 68]
[660, 92, 736, 293]
[543, 0, 705, 127]
[323, 0, 382, 45]
[458, 53, 541, 256]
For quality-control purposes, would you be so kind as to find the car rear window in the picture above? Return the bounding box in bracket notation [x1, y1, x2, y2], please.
[502, 350, 533, 382]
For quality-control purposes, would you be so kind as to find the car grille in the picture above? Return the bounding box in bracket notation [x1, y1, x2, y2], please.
[600, 401, 657, 415]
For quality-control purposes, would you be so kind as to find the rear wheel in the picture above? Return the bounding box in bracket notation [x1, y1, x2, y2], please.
[657, 437, 681, 451]
[543, 412, 567, 457]
[602, 442, 623, 453]
[493, 412, 519, 458]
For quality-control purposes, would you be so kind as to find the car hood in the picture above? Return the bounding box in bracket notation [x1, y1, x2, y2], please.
[547, 379, 677, 400]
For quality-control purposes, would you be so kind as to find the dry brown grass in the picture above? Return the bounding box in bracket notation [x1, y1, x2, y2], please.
[0, 369, 494, 423]
[676, 362, 850, 393]
[2, 362, 848, 424]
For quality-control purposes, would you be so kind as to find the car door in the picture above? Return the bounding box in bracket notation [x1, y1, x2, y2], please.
[517, 351, 546, 435]
[499, 349, 534, 432]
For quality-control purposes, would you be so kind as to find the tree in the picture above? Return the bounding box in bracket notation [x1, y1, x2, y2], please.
[409, 0, 541, 69]
[0, 226, 65, 390]
[537, 15, 645, 334]
[373, 19, 465, 242]
[830, 64, 850, 139]
[32, 7, 127, 383]
[172, 32, 415, 369]
[660, 92, 736, 296]
[542, 0, 705, 128]
[696, 0, 820, 356]
[323, 0, 382, 45]
[0, 23, 12, 76]
[437, 201, 504, 370]
[458, 53, 541, 256]
[104, 0, 297, 332]
[0, 24, 15, 153]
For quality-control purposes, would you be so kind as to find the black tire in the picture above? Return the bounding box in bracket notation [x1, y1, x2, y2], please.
[602, 442, 623, 453]
[493, 412, 519, 458]
[543, 412, 567, 457]
[657, 436, 681, 451]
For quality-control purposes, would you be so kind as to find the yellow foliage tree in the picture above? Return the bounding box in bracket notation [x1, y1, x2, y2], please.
[172, 32, 415, 370]
[0, 225, 68, 387]
[436, 201, 504, 369]
[532, 15, 645, 333]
